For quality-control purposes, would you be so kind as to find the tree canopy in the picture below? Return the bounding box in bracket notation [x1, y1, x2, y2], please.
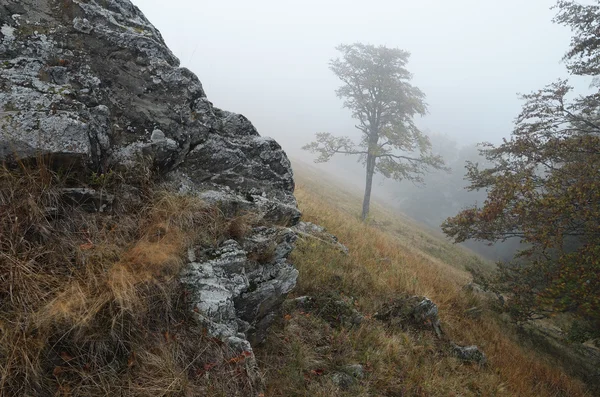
[304, 43, 445, 220]
[442, 0, 600, 325]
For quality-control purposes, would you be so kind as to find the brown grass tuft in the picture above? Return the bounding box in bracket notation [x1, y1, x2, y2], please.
[0, 161, 259, 396]
[2, 157, 589, 396]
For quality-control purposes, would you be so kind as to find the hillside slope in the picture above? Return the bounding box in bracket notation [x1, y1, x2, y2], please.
[255, 161, 590, 397]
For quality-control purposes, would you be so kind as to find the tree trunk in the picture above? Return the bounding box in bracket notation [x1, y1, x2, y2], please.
[361, 152, 376, 221]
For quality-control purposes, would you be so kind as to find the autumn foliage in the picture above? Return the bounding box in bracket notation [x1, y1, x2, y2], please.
[442, 1, 600, 326]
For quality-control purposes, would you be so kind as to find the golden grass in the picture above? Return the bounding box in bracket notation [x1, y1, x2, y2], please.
[0, 162, 260, 396]
[255, 166, 590, 397]
[1, 159, 590, 396]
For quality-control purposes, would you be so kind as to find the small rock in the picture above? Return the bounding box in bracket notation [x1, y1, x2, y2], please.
[61, 188, 114, 213]
[293, 296, 312, 306]
[73, 17, 93, 34]
[150, 129, 165, 142]
[451, 343, 487, 365]
[292, 221, 349, 254]
[331, 372, 355, 389]
[464, 306, 483, 319]
[464, 282, 505, 307]
[286, 294, 363, 328]
[343, 364, 364, 379]
[375, 295, 443, 338]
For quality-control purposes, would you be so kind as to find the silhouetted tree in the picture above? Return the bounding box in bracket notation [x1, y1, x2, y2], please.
[303, 43, 445, 221]
[443, 0, 600, 325]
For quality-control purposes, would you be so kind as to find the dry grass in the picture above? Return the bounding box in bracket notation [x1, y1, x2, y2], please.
[254, 165, 591, 397]
[0, 161, 261, 396]
[0, 158, 591, 396]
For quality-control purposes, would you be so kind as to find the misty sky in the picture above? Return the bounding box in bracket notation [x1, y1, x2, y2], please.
[133, 0, 585, 157]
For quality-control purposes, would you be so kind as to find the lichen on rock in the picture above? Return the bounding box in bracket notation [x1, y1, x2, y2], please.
[0, 0, 300, 375]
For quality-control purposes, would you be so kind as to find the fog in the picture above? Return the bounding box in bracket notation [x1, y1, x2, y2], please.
[133, 0, 585, 259]
[133, 0, 577, 152]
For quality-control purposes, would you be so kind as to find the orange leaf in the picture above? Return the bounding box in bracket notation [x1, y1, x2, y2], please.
[53, 366, 65, 377]
[227, 356, 243, 364]
[79, 242, 93, 250]
[203, 362, 217, 371]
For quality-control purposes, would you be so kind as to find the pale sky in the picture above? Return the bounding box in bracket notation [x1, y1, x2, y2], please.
[133, 0, 583, 156]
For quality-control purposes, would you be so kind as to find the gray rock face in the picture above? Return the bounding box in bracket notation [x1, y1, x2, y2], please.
[0, 0, 298, 224]
[181, 227, 298, 347]
[0, 0, 300, 364]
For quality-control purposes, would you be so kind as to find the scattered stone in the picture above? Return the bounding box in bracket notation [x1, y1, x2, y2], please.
[331, 372, 356, 389]
[150, 129, 166, 142]
[292, 221, 349, 254]
[464, 282, 505, 307]
[60, 188, 114, 213]
[293, 296, 312, 306]
[375, 295, 443, 338]
[330, 363, 365, 389]
[343, 364, 365, 379]
[286, 294, 364, 327]
[451, 343, 487, 365]
[464, 306, 483, 319]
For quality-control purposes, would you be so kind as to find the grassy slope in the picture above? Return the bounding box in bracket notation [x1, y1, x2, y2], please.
[0, 164, 261, 396]
[1, 160, 590, 396]
[255, 161, 590, 397]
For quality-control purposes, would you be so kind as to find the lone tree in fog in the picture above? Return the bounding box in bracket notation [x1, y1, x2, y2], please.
[303, 43, 445, 221]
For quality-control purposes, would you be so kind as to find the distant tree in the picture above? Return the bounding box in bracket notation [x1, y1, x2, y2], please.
[442, 1, 600, 326]
[303, 43, 446, 221]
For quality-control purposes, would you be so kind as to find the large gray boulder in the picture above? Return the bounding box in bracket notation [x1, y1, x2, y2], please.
[0, 0, 300, 361]
[0, 0, 299, 224]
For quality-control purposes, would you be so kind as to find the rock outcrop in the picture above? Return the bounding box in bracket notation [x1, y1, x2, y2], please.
[0, 0, 298, 221]
[375, 295, 443, 338]
[182, 228, 298, 350]
[375, 294, 487, 365]
[0, 0, 299, 358]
